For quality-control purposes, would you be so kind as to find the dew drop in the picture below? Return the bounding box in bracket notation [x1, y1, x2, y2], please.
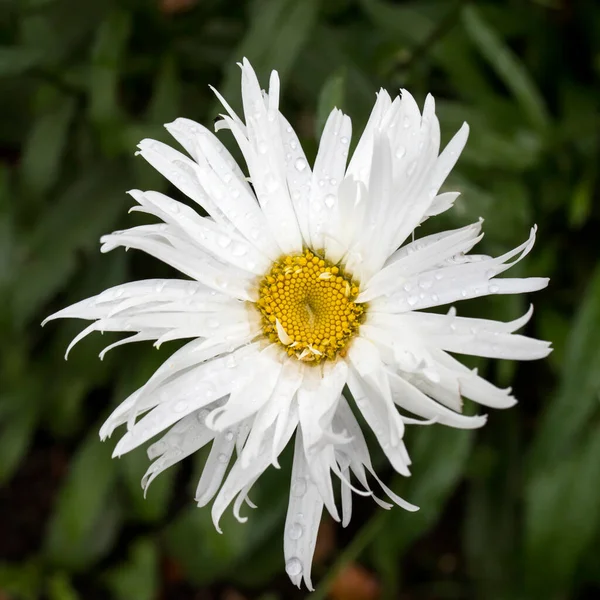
[232, 243, 248, 257]
[174, 400, 188, 413]
[169, 201, 180, 213]
[324, 194, 336, 208]
[294, 158, 307, 172]
[288, 523, 304, 540]
[395, 146, 406, 159]
[225, 431, 234, 442]
[218, 453, 229, 463]
[403, 117, 410, 128]
[407, 295, 419, 306]
[285, 558, 303, 578]
[266, 176, 279, 193]
[291, 477, 307, 497]
[340, 136, 349, 145]
[217, 235, 231, 248]
[489, 284, 499, 293]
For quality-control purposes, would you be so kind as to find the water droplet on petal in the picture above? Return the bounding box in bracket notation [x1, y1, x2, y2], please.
[217, 235, 231, 248]
[174, 400, 188, 413]
[231, 243, 248, 257]
[225, 431, 234, 442]
[324, 194, 336, 208]
[288, 523, 304, 540]
[291, 477, 307, 497]
[294, 157, 307, 172]
[395, 146, 406, 159]
[340, 136, 349, 145]
[403, 117, 410, 128]
[285, 558, 303, 577]
[218, 453, 229, 463]
[489, 284, 499, 293]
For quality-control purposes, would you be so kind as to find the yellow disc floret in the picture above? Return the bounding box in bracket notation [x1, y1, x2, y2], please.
[256, 249, 365, 363]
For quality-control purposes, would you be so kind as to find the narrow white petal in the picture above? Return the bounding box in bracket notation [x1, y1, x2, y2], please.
[211, 406, 298, 532]
[205, 344, 283, 432]
[195, 427, 238, 507]
[297, 360, 348, 454]
[308, 109, 352, 251]
[284, 431, 324, 590]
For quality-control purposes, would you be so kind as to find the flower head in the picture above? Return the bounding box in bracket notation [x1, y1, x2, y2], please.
[45, 58, 550, 589]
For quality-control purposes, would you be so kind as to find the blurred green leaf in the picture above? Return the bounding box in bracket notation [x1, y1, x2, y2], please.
[13, 163, 129, 326]
[219, 0, 320, 110]
[147, 55, 181, 125]
[0, 47, 44, 76]
[0, 390, 40, 485]
[20, 91, 76, 196]
[0, 561, 42, 600]
[44, 428, 120, 570]
[568, 170, 595, 229]
[88, 9, 131, 125]
[524, 425, 600, 596]
[164, 506, 251, 585]
[119, 448, 178, 523]
[47, 572, 80, 600]
[315, 69, 346, 139]
[528, 265, 600, 470]
[104, 538, 158, 600]
[461, 5, 550, 132]
[463, 412, 521, 599]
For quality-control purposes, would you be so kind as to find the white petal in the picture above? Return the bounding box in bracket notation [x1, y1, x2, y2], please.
[284, 431, 324, 590]
[308, 109, 352, 252]
[368, 227, 547, 311]
[112, 343, 262, 455]
[346, 344, 411, 476]
[359, 220, 484, 302]
[129, 189, 270, 275]
[205, 344, 283, 432]
[297, 360, 348, 454]
[211, 405, 298, 532]
[195, 427, 238, 507]
[333, 397, 418, 511]
[237, 59, 303, 254]
[386, 369, 487, 429]
[240, 357, 304, 468]
[143, 404, 221, 492]
[100, 228, 258, 301]
[280, 114, 312, 244]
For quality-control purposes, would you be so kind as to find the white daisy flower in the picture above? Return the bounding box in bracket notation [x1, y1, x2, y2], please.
[44, 59, 551, 589]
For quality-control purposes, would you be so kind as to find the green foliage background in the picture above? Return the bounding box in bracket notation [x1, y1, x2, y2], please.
[1, 0, 599, 598]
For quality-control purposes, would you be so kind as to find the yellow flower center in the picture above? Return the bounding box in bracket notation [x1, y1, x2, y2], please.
[256, 249, 365, 363]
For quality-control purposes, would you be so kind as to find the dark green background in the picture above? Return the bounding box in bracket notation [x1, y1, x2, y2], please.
[1, 0, 599, 598]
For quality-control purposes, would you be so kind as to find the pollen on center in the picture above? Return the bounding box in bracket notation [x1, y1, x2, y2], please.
[256, 250, 365, 363]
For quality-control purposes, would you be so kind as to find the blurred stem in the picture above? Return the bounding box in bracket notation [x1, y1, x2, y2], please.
[396, 0, 470, 70]
[313, 511, 389, 599]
